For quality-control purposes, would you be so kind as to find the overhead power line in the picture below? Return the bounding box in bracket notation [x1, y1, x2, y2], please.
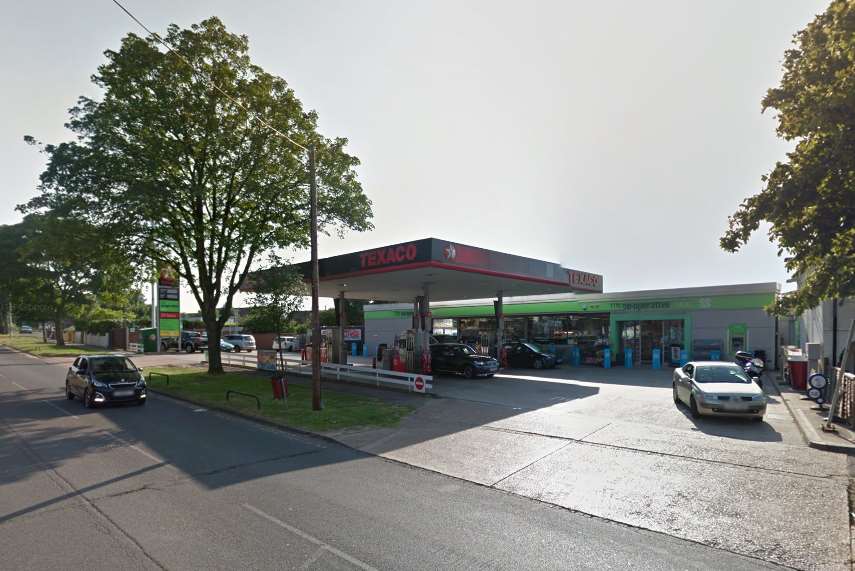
[110, 0, 307, 152]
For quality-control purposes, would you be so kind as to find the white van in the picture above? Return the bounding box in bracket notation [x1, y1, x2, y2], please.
[273, 336, 297, 351]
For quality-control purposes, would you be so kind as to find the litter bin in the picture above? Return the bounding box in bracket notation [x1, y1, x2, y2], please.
[788, 356, 808, 390]
[140, 327, 157, 353]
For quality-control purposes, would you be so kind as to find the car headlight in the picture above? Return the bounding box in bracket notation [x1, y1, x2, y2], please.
[700, 393, 718, 402]
[92, 379, 108, 389]
[751, 394, 765, 401]
[136, 379, 146, 389]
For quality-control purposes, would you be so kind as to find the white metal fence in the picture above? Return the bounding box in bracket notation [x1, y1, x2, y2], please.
[210, 350, 434, 393]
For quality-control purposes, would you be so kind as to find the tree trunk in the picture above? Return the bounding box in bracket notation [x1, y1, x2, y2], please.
[54, 317, 65, 346]
[41, 322, 47, 342]
[204, 307, 223, 374]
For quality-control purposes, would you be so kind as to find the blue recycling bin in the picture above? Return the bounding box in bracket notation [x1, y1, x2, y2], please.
[709, 350, 721, 361]
[571, 346, 581, 366]
[603, 348, 611, 368]
[351, 343, 358, 356]
[624, 348, 633, 368]
[363, 344, 369, 357]
[679, 349, 689, 366]
[652, 348, 661, 369]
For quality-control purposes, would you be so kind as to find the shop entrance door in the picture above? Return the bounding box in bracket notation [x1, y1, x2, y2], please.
[619, 319, 685, 364]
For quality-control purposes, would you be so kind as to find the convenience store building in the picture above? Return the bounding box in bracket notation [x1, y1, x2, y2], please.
[364, 282, 779, 366]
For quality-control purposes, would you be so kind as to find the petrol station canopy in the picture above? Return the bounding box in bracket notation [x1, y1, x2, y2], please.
[291, 238, 603, 302]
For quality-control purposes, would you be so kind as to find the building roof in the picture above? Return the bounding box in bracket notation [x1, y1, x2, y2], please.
[365, 282, 779, 315]
[286, 238, 603, 301]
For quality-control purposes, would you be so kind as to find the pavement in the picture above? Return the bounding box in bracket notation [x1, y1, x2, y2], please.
[772, 377, 855, 453]
[0, 345, 790, 570]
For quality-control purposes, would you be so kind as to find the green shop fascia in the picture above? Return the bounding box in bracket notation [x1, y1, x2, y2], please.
[365, 291, 775, 359]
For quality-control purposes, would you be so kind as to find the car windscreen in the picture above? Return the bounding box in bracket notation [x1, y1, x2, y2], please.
[694, 365, 751, 383]
[522, 342, 542, 353]
[459, 345, 477, 355]
[91, 357, 137, 373]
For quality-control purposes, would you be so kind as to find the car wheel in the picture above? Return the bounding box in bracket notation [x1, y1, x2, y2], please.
[534, 359, 543, 369]
[233, 346, 240, 352]
[672, 383, 679, 404]
[185, 345, 194, 353]
[66, 381, 74, 400]
[463, 366, 475, 379]
[689, 395, 701, 418]
[486, 374, 494, 378]
[83, 387, 95, 409]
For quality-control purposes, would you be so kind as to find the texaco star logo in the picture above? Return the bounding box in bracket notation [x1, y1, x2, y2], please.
[443, 243, 456, 261]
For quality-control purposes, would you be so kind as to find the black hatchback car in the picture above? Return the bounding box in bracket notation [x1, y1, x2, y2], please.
[504, 342, 557, 369]
[66, 355, 147, 407]
[430, 343, 499, 378]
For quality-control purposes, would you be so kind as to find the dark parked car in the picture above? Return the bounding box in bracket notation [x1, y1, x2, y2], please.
[430, 343, 499, 378]
[180, 331, 206, 353]
[65, 355, 147, 407]
[503, 342, 557, 369]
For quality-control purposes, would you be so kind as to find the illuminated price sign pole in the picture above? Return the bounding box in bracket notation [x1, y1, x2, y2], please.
[157, 265, 180, 352]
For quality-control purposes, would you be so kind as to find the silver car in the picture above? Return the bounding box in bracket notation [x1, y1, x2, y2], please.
[673, 361, 766, 421]
[223, 334, 256, 352]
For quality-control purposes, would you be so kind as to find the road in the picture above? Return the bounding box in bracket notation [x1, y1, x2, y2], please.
[0, 346, 784, 570]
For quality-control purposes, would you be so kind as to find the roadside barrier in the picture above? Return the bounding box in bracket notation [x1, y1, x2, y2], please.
[225, 390, 261, 411]
[220, 351, 433, 394]
[147, 371, 170, 385]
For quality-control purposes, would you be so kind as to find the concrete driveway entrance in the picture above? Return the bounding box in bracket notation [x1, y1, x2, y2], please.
[332, 365, 851, 569]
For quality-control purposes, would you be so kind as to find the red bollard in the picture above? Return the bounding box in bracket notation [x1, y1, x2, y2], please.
[271, 376, 282, 400]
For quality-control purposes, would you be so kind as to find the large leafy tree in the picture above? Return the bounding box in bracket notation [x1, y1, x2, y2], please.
[721, 0, 855, 314]
[23, 18, 372, 372]
[15, 211, 137, 346]
[0, 223, 36, 335]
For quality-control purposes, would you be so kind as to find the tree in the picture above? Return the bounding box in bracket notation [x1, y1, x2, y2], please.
[15, 212, 137, 346]
[246, 259, 304, 372]
[721, 0, 855, 314]
[0, 223, 31, 334]
[23, 18, 372, 372]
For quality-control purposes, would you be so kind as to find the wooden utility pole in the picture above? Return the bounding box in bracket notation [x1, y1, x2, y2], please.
[309, 144, 322, 410]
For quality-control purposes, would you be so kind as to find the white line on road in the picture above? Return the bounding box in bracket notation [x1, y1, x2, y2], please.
[105, 431, 164, 464]
[12, 381, 28, 390]
[42, 399, 80, 419]
[38, 400, 165, 464]
[242, 503, 378, 571]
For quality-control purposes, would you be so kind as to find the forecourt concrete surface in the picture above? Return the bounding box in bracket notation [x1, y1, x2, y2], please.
[0, 346, 785, 571]
[331, 366, 853, 570]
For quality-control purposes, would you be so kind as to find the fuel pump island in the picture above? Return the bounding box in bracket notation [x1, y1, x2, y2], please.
[283, 238, 603, 374]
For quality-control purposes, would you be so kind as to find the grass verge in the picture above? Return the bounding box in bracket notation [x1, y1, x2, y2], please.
[146, 366, 414, 433]
[0, 335, 108, 357]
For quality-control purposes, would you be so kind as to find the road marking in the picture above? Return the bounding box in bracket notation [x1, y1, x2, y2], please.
[242, 503, 378, 571]
[42, 400, 80, 419]
[38, 399, 164, 464]
[100, 430, 164, 464]
[192, 408, 207, 413]
[12, 381, 28, 390]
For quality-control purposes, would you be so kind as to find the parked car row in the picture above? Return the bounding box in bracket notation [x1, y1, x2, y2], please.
[160, 332, 254, 353]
